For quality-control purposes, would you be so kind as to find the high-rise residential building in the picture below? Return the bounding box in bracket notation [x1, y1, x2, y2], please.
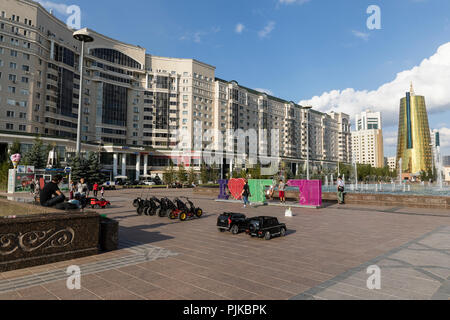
[386, 156, 397, 172]
[0, 0, 352, 180]
[351, 110, 384, 168]
[396, 84, 432, 176]
[443, 156, 450, 167]
[430, 129, 440, 171]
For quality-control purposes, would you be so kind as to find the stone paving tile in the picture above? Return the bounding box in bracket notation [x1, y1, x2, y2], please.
[1, 189, 449, 300]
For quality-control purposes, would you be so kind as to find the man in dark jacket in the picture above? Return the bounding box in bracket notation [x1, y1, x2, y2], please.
[40, 175, 66, 207]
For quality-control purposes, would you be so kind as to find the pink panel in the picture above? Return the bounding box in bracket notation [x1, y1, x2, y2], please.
[287, 180, 322, 207]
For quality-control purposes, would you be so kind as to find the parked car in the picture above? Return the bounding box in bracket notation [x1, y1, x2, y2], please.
[102, 181, 117, 190]
[153, 176, 163, 185]
[245, 216, 287, 240]
[217, 212, 248, 234]
[142, 181, 155, 186]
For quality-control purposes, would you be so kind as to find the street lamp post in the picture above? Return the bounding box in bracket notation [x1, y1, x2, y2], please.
[303, 106, 312, 180]
[73, 29, 94, 156]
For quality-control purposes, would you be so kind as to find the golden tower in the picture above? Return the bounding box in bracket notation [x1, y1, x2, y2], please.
[396, 83, 432, 175]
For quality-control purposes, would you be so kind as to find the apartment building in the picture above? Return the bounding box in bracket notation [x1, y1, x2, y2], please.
[1, 0, 352, 180]
[352, 110, 384, 168]
[386, 156, 397, 172]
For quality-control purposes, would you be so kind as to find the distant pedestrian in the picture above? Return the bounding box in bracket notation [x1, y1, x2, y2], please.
[93, 182, 99, 198]
[100, 186, 105, 199]
[278, 180, 286, 204]
[69, 180, 75, 200]
[337, 176, 345, 204]
[241, 180, 251, 208]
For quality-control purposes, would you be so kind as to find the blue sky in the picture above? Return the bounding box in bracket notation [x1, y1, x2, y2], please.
[39, 0, 450, 157]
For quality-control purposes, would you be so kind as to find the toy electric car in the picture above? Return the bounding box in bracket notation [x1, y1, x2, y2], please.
[217, 212, 248, 234]
[245, 216, 287, 240]
[144, 197, 161, 216]
[90, 198, 111, 209]
[159, 197, 178, 218]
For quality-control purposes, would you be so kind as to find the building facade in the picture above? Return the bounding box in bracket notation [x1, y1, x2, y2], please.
[0, 0, 352, 181]
[396, 84, 432, 176]
[351, 110, 384, 168]
[386, 156, 397, 172]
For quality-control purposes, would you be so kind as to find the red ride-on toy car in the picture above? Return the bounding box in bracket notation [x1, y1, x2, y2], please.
[90, 198, 111, 209]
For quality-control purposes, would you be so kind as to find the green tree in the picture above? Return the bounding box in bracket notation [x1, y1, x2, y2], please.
[200, 163, 209, 184]
[8, 140, 22, 157]
[23, 137, 47, 169]
[187, 166, 196, 185]
[86, 152, 105, 185]
[177, 163, 187, 183]
[163, 161, 175, 185]
[69, 155, 88, 183]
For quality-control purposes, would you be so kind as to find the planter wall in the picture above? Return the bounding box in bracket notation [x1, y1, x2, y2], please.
[0, 212, 100, 272]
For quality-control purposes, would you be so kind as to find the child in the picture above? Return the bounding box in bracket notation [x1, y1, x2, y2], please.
[100, 186, 105, 200]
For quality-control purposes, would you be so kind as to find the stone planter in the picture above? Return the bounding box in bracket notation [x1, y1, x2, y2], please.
[99, 217, 119, 252]
[0, 212, 100, 272]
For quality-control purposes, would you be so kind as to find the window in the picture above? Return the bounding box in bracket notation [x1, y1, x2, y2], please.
[8, 86, 15, 93]
[6, 123, 13, 130]
[10, 50, 18, 57]
[7, 111, 14, 117]
[10, 62, 17, 69]
[21, 77, 28, 83]
[19, 125, 26, 131]
[22, 65, 29, 71]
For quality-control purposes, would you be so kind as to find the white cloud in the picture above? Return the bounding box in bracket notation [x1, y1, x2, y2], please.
[439, 127, 450, 149]
[235, 23, 245, 34]
[180, 27, 220, 43]
[279, 0, 311, 5]
[254, 88, 274, 96]
[35, 1, 69, 15]
[299, 42, 450, 130]
[258, 21, 276, 39]
[352, 30, 370, 41]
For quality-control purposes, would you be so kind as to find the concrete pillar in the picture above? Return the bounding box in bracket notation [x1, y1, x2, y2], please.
[121, 153, 127, 177]
[113, 153, 118, 179]
[136, 154, 141, 181]
[144, 154, 148, 175]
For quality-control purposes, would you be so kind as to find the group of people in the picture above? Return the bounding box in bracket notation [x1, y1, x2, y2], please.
[239, 179, 287, 208]
[67, 179, 104, 200]
[237, 175, 346, 208]
[39, 176, 105, 208]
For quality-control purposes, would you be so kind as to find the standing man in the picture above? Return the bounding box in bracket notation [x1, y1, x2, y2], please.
[241, 180, 251, 208]
[77, 178, 89, 196]
[337, 176, 345, 204]
[40, 175, 66, 207]
[278, 179, 286, 204]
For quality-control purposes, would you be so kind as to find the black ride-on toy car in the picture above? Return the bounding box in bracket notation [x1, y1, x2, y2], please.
[174, 197, 203, 221]
[217, 212, 248, 234]
[159, 197, 179, 219]
[146, 196, 161, 216]
[246, 216, 287, 240]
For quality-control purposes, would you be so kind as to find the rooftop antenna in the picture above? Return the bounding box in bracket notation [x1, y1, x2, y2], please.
[410, 81, 415, 96]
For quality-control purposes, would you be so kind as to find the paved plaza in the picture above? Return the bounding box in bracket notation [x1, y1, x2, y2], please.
[0, 188, 449, 300]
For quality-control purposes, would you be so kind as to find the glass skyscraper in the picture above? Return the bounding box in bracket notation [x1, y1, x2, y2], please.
[396, 84, 432, 175]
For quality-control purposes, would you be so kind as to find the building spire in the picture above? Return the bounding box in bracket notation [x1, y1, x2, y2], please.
[410, 81, 415, 96]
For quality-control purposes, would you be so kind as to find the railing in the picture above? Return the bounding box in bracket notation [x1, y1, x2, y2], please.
[322, 183, 450, 197]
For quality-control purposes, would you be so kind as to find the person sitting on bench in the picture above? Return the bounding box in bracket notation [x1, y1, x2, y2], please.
[40, 175, 66, 207]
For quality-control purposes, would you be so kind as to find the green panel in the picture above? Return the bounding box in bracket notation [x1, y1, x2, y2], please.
[248, 179, 273, 203]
